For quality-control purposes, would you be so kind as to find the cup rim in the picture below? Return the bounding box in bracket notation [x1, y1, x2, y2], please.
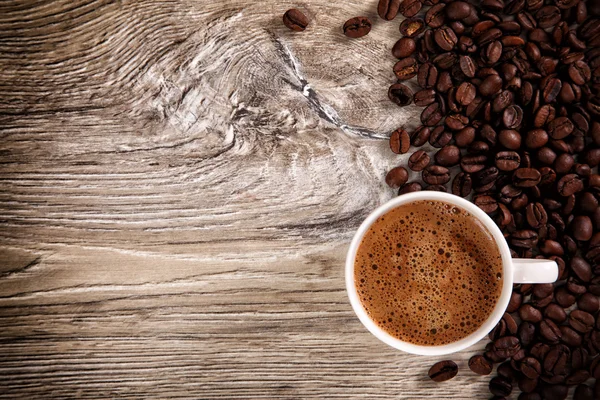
[345, 191, 514, 356]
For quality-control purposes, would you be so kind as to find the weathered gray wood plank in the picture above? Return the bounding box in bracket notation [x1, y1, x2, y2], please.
[0, 1, 505, 398]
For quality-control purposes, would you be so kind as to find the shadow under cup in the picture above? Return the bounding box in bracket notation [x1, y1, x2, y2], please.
[345, 191, 515, 356]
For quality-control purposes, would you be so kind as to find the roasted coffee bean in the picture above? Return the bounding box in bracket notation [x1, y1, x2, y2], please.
[435, 145, 460, 167]
[500, 184, 522, 204]
[499, 130, 522, 150]
[445, 113, 468, 130]
[433, 52, 458, 69]
[434, 26, 457, 51]
[389, 128, 410, 154]
[537, 147, 557, 165]
[459, 55, 476, 78]
[519, 304, 542, 323]
[417, 63, 438, 89]
[283, 9, 309, 31]
[574, 384, 594, 400]
[445, 1, 472, 20]
[385, 166, 409, 189]
[392, 38, 416, 59]
[452, 172, 472, 197]
[494, 336, 521, 358]
[586, 149, 600, 167]
[475, 166, 499, 186]
[569, 61, 591, 85]
[537, 6, 562, 29]
[526, 202, 547, 228]
[511, 230, 538, 248]
[577, 293, 599, 313]
[475, 195, 498, 213]
[570, 256, 592, 282]
[410, 126, 431, 147]
[394, 57, 418, 80]
[592, 356, 600, 379]
[428, 360, 458, 382]
[518, 321, 536, 347]
[539, 385, 568, 400]
[343, 17, 372, 38]
[569, 310, 595, 333]
[398, 0, 422, 17]
[541, 76, 563, 103]
[554, 154, 574, 175]
[566, 277, 586, 295]
[483, 41, 503, 65]
[398, 182, 423, 195]
[489, 376, 513, 397]
[507, 291, 522, 313]
[545, 304, 567, 323]
[557, 174, 583, 196]
[571, 215, 593, 241]
[428, 126, 452, 147]
[426, 184, 447, 192]
[399, 17, 425, 37]
[525, 129, 549, 149]
[503, 106, 524, 129]
[572, 347, 589, 371]
[496, 151, 521, 171]
[421, 102, 444, 126]
[543, 344, 569, 376]
[456, 82, 476, 106]
[513, 168, 541, 188]
[454, 127, 475, 148]
[518, 377, 539, 395]
[547, 117, 574, 140]
[560, 325, 583, 348]
[425, 4, 446, 28]
[408, 150, 430, 172]
[534, 105, 556, 128]
[436, 71, 453, 93]
[414, 89, 437, 107]
[555, 286, 576, 308]
[378, 0, 401, 20]
[423, 165, 450, 185]
[566, 370, 590, 387]
[540, 240, 564, 256]
[388, 83, 414, 106]
[479, 74, 503, 97]
[540, 319, 563, 344]
[467, 140, 489, 155]
[469, 355, 493, 375]
[521, 357, 542, 379]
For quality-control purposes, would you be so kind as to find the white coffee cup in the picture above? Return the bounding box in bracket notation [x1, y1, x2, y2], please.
[346, 191, 558, 356]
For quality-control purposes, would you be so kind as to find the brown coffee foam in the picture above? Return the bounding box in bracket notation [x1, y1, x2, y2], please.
[355, 200, 503, 346]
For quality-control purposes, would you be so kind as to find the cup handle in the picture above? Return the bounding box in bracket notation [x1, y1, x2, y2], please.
[512, 259, 559, 284]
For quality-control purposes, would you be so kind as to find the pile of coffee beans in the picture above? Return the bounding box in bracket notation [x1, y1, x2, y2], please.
[378, 0, 600, 398]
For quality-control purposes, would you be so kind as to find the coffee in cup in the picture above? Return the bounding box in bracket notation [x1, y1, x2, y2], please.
[355, 199, 503, 346]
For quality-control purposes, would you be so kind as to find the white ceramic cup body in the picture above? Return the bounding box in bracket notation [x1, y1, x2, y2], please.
[345, 191, 558, 356]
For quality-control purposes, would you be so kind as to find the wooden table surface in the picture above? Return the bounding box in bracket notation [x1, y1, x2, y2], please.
[1, 1, 504, 398]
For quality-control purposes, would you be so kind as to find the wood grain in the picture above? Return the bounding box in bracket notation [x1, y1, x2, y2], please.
[1, 1, 504, 398]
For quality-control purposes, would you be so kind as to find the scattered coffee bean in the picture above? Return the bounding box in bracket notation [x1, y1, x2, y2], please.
[378, 0, 401, 21]
[392, 38, 416, 59]
[389, 128, 410, 154]
[343, 17, 372, 38]
[408, 150, 430, 172]
[385, 166, 409, 189]
[388, 83, 413, 107]
[428, 360, 458, 382]
[283, 9, 309, 32]
[399, 17, 425, 37]
[469, 355, 493, 375]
